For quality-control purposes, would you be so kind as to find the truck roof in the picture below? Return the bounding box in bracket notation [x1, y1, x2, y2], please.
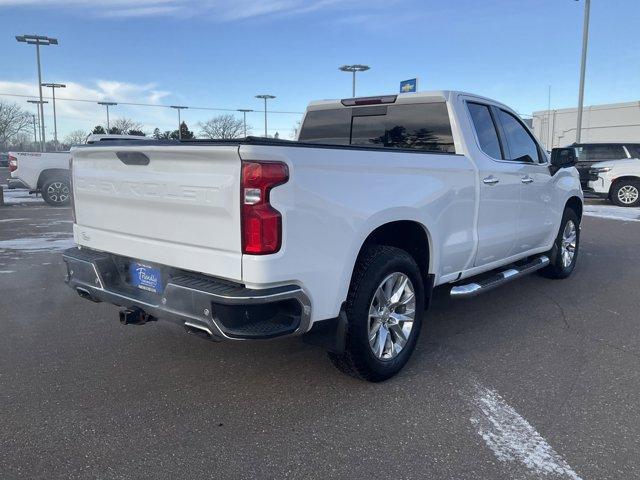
[306, 90, 512, 112]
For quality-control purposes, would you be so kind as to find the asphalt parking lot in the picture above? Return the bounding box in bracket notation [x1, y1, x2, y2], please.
[1, 169, 640, 480]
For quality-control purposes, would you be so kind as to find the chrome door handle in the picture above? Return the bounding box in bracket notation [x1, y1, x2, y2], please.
[483, 176, 500, 185]
[521, 176, 534, 184]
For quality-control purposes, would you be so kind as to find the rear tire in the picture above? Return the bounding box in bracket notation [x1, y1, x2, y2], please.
[539, 208, 580, 279]
[42, 177, 71, 207]
[610, 180, 640, 207]
[328, 245, 424, 382]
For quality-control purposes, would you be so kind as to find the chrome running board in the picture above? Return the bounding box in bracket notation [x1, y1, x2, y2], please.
[450, 255, 550, 299]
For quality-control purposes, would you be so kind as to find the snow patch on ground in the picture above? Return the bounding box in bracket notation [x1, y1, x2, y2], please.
[0, 236, 74, 252]
[1, 188, 44, 205]
[584, 204, 640, 222]
[469, 382, 582, 479]
[0, 270, 15, 273]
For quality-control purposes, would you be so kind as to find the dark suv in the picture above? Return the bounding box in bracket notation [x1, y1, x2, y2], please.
[574, 143, 640, 192]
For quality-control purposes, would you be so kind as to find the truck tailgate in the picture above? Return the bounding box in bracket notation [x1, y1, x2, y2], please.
[71, 144, 242, 281]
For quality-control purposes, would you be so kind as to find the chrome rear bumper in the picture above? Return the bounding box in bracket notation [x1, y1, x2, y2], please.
[62, 247, 311, 340]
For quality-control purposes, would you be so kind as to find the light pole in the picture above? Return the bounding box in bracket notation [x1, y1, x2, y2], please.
[170, 106, 188, 140]
[575, 0, 591, 143]
[255, 95, 275, 137]
[237, 109, 253, 138]
[98, 101, 117, 131]
[41, 82, 65, 149]
[16, 34, 58, 152]
[29, 114, 38, 146]
[339, 64, 370, 97]
[27, 99, 48, 151]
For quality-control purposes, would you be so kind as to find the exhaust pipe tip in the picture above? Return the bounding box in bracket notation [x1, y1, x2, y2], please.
[184, 321, 220, 342]
[76, 287, 101, 303]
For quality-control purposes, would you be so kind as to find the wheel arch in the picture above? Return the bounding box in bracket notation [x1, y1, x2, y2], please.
[565, 196, 583, 222]
[37, 168, 70, 190]
[351, 220, 433, 291]
[609, 175, 640, 195]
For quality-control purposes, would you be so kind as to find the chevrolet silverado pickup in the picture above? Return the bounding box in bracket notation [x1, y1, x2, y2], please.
[63, 91, 583, 381]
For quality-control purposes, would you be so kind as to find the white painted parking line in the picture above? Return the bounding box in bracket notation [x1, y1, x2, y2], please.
[468, 381, 582, 480]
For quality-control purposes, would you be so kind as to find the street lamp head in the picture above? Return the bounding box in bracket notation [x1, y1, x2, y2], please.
[255, 95, 276, 100]
[27, 99, 48, 104]
[238, 109, 254, 113]
[16, 34, 58, 45]
[339, 64, 370, 73]
[170, 105, 188, 110]
[41, 83, 66, 88]
[98, 101, 118, 106]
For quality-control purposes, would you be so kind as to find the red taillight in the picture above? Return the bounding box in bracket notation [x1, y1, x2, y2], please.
[241, 161, 289, 255]
[8, 155, 17, 172]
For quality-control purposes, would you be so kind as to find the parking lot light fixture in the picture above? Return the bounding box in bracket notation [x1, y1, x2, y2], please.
[255, 96, 276, 137]
[16, 34, 59, 152]
[339, 64, 370, 97]
[41, 83, 66, 149]
[98, 102, 117, 131]
[170, 106, 189, 140]
[237, 109, 254, 138]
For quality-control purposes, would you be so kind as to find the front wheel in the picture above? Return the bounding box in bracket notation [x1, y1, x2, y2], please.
[328, 245, 425, 382]
[610, 180, 640, 207]
[42, 177, 71, 207]
[539, 208, 580, 279]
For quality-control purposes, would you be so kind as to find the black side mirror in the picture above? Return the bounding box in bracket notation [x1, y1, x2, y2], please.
[550, 147, 577, 174]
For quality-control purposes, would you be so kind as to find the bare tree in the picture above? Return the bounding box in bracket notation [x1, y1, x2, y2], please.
[63, 130, 88, 146]
[0, 100, 32, 149]
[199, 114, 247, 139]
[109, 118, 144, 135]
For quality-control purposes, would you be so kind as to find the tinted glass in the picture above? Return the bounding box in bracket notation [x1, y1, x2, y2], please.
[299, 102, 455, 153]
[577, 144, 627, 161]
[497, 109, 540, 162]
[627, 145, 640, 158]
[351, 103, 455, 152]
[298, 108, 351, 144]
[467, 102, 502, 159]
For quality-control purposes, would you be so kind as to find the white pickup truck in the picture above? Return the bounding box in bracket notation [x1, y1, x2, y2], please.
[8, 134, 149, 206]
[63, 91, 583, 381]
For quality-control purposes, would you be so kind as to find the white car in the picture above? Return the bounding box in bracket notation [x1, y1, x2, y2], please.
[63, 91, 583, 381]
[8, 134, 150, 206]
[577, 143, 640, 207]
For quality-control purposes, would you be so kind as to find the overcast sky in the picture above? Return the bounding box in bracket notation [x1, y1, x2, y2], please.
[1, 0, 638, 141]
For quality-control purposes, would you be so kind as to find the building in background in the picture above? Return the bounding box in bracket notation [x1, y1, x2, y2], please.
[532, 101, 640, 150]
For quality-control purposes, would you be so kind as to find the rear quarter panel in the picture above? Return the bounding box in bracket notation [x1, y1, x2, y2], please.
[239, 144, 477, 322]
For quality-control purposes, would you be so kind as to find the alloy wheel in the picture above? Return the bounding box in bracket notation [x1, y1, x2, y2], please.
[617, 185, 639, 205]
[368, 272, 416, 360]
[47, 182, 70, 204]
[560, 220, 577, 268]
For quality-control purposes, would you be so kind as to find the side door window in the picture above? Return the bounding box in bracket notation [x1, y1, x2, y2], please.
[494, 109, 541, 163]
[581, 144, 627, 161]
[467, 102, 503, 159]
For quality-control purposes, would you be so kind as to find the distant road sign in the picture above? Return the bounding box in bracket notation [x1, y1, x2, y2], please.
[400, 78, 417, 93]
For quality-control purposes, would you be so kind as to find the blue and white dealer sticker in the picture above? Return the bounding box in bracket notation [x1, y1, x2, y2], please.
[130, 262, 162, 294]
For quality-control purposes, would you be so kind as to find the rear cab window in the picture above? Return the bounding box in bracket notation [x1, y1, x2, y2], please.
[299, 101, 456, 153]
